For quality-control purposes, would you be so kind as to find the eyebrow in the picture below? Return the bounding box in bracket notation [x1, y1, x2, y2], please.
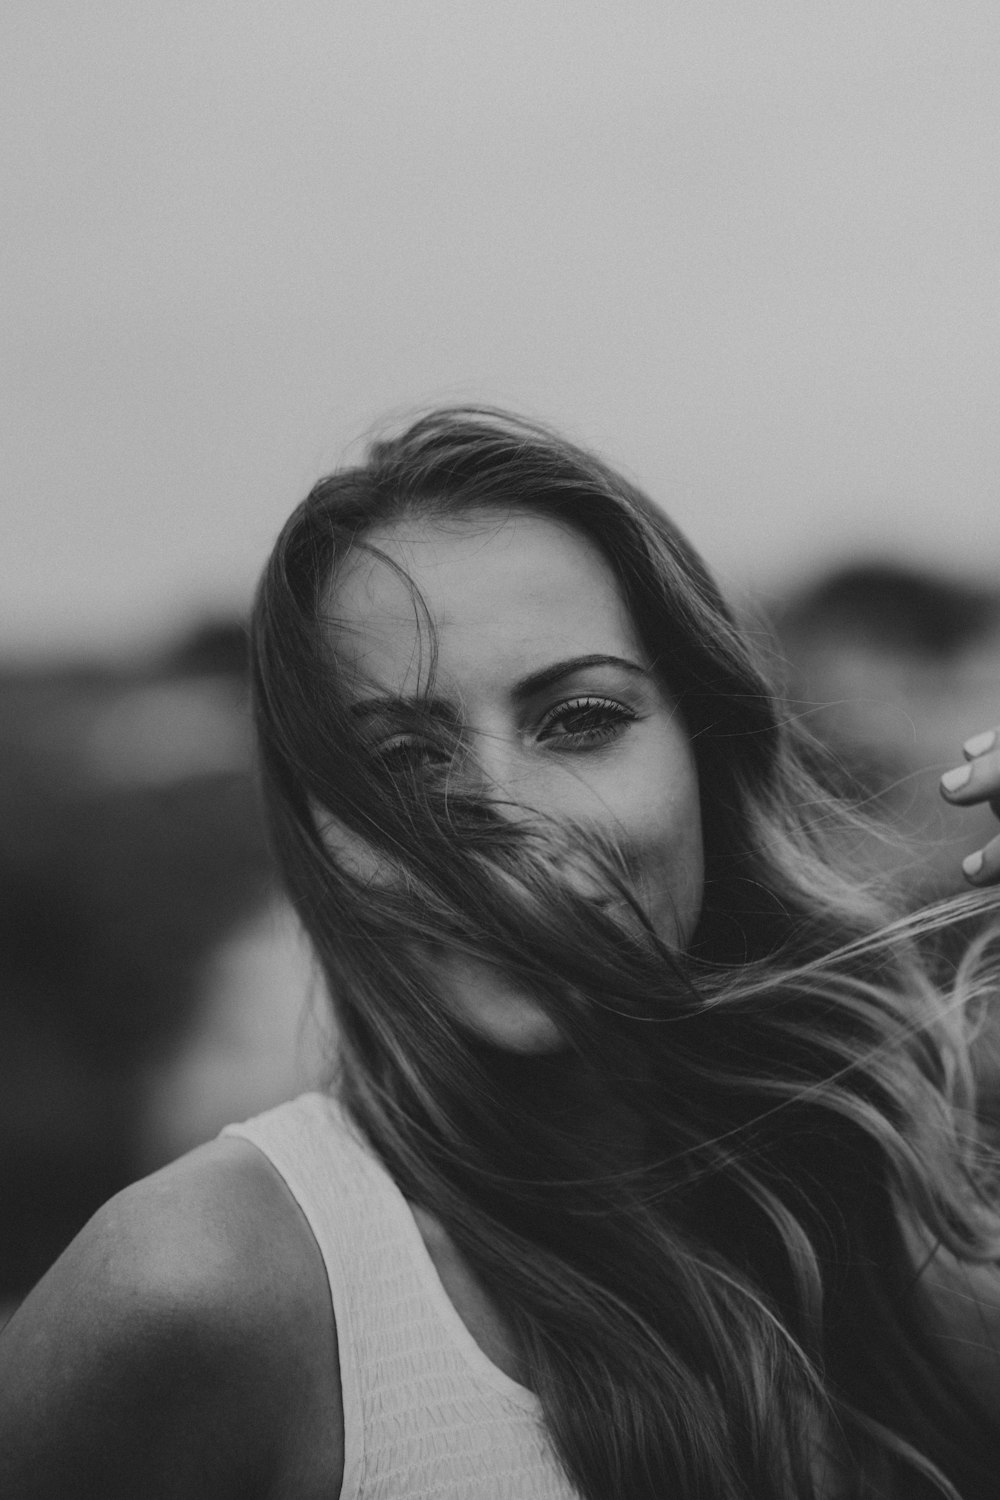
[350, 653, 648, 720]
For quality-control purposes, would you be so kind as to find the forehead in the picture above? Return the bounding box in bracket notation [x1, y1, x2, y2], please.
[323, 511, 644, 696]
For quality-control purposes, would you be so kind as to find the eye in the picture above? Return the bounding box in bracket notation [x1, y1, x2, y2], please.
[536, 696, 637, 750]
[373, 736, 451, 779]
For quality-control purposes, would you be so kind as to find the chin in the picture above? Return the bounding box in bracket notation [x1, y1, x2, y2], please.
[436, 953, 568, 1054]
[468, 1008, 568, 1055]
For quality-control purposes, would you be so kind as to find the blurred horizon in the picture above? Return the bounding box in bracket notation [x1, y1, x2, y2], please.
[5, 1, 1000, 660]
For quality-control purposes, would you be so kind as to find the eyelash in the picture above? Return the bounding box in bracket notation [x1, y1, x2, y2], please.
[374, 737, 451, 775]
[373, 695, 637, 775]
[535, 696, 637, 750]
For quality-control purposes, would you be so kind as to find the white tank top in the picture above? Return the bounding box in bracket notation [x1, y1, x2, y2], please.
[222, 1091, 581, 1500]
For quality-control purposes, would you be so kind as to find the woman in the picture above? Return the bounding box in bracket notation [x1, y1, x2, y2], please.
[2, 408, 1000, 1499]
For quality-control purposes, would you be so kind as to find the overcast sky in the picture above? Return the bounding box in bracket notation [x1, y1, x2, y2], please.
[4, 1, 1000, 659]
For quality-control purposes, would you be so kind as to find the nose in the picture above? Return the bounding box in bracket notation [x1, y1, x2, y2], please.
[457, 726, 532, 817]
[456, 729, 611, 901]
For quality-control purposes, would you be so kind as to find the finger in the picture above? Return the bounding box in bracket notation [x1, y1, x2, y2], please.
[940, 743, 1000, 806]
[962, 727, 999, 761]
[960, 831, 1000, 887]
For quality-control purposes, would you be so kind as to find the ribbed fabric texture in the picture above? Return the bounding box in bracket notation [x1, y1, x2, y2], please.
[222, 1091, 581, 1499]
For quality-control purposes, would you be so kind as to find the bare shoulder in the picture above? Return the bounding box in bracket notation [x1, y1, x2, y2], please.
[0, 1135, 343, 1499]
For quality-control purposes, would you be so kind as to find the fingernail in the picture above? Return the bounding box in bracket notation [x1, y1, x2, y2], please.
[941, 764, 973, 793]
[962, 849, 985, 879]
[963, 729, 997, 759]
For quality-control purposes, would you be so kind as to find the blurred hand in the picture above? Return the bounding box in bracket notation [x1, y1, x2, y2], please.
[940, 728, 1000, 885]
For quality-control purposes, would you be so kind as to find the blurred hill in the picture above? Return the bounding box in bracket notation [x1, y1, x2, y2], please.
[0, 620, 283, 1299]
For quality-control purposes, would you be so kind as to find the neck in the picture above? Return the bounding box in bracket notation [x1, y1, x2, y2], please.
[474, 1043, 651, 1179]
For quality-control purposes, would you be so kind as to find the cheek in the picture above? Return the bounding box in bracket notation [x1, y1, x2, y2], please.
[619, 743, 704, 944]
[649, 797, 704, 944]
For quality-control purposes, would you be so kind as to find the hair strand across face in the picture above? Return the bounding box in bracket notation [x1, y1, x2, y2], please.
[251, 406, 1000, 1500]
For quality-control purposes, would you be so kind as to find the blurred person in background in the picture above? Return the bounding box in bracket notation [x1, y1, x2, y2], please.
[136, 893, 326, 1171]
[773, 562, 1000, 902]
[3, 409, 1000, 1499]
[0, 623, 317, 1325]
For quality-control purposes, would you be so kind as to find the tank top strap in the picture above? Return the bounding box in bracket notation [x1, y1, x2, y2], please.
[222, 1091, 578, 1499]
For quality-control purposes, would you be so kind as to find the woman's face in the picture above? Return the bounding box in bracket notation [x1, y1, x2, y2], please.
[326, 510, 704, 1051]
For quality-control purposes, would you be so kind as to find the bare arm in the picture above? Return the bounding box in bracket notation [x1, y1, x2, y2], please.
[0, 1138, 343, 1499]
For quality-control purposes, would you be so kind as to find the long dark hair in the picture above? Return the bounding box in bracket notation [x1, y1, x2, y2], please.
[251, 407, 1000, 1498]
